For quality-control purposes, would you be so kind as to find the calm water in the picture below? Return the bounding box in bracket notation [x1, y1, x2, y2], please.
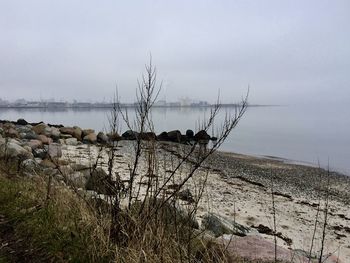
[0, 105, 349, 175]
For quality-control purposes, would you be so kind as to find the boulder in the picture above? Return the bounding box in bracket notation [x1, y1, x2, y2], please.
[27, 139, 43, 150]
[44, 126, 60, 140]
[65, 137, 78, 146]
[32, 123, 48, 135]
[21, 159, 38, 173]
[107, 132, 122, 141]
[122, 130, 139, 140]
[59, 127, 75, 136]
[48, 143, 62, 158]
[202, 213, 251, 237]
[157, 131, 169, 141]
[17, 125, 33, 134]
[140, 132, 156, 141]
[32, 148, 47, 159]
[97, 132, 108, 143]
[37, 134, 53, 145]
[83, 133, 97, 144]
[0, 142, 33, 159]
[73, 127, 83, 140]
[21, 132, 38, 140]
[60, 134, 73, 139]
[17, 118, 28, 125]
[85, 167, 112, 195]
[82, 129, 95, 138]
[177, 189, 195, 203]
[6, 128, 19, 138]
[186, 129, 194, 138]
[194, 130, 211, 141]
[167, 130, 182, 143]
[40, 159, 57, 169]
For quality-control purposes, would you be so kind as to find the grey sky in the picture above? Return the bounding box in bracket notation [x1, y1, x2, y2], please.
[0, 0, 349, 104]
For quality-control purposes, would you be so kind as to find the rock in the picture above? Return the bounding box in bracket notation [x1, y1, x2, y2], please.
[27, 139, 43, 150]
[202, 213, 251, 237]
[186, 129, 194, 138]
[122, 130, 139, 140]
[6, 128, 19, 138]
[85, 167, 112, 195]
[211, 136, 218, 141]
[82, 129, 95, 138]
[68, 171, 87, 188]
[0, 142, 33, 159]
[140, 132, 156, 141]
[48, 143, 62, 158]
[72, 126, 82, 140]
[21, 159, 38, 172]
[32, 123, 48, 135]
[177, 189, 195, 203]
[37, 134, 53, 145]
[83, 133, 97, 144]
[157, 131, 170, 141]
[44, 126, 60, 140]
[32, 148, 47, 159]
[21, 132, 38, 140]
[180, 135, 189, 143]
[224, 235, 309, 263]
[194, 130, 211, 141]
[40, 159, 57, 168]
[167, 130, 182, 143]
[0, 128, 3, 136]
[97, 132, 108, 143]
[60, 134, 73, 139]
[65, 138, 78, 146]
[59, 127, 75, 136]
[107, 132, 122, 141]
[17, 125, 33, 134]
[17, 118, 28, 125]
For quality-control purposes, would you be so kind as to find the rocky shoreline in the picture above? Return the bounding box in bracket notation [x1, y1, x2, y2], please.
[0, 118, 349, 262]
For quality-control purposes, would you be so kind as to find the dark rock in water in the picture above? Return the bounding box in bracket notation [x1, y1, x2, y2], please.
[122, 130, 139, 140]
[211, 136, 218, 141]
[157, 131, 170, 141]
[97, 132, 108, 143]
[203, 213, 251, 237]
[140, 132, 156, 141]
[17, 118, 28, 125]
[85, 167, 113, 195]
[194, 130, 211, 141]
[186, 129, 194, 138]
[167, 130, 182, 143]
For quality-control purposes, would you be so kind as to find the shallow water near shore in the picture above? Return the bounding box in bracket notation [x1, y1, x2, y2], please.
[0, 104, 349, 175]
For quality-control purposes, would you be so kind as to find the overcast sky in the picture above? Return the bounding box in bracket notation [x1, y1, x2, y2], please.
[0, 0, 349, 104]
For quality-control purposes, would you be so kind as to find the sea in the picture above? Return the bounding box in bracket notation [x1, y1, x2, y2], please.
[0, 105, 349, 175]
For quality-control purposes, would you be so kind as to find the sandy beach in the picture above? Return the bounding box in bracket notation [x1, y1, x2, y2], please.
[60, 140, 350, 262]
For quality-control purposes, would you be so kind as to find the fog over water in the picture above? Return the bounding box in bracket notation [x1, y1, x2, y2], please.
[0, 105, 349, 175]
[0, 1, 349, 174]
[0, 0, 349, 106]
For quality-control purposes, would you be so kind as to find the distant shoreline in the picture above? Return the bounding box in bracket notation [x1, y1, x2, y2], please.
[0, 104, 279, 110]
